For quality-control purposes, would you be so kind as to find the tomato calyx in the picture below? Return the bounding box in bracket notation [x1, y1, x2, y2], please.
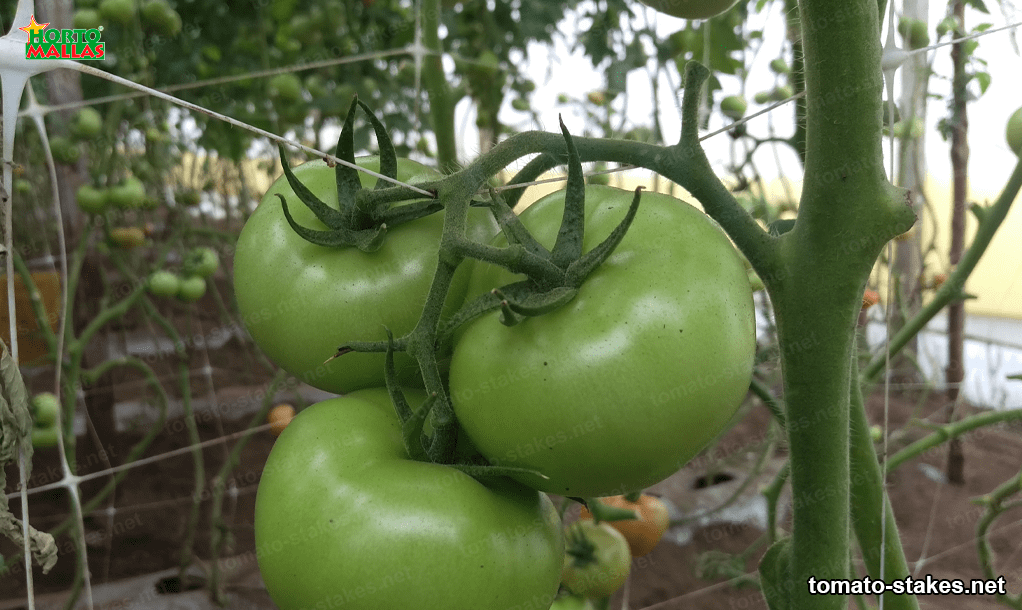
[439, 118, 644, 333]
[276, 96, 440, 253]
[381, 329, 551, 480]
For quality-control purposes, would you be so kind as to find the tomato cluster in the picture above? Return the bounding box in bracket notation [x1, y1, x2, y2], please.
[239, 143, 755, 608]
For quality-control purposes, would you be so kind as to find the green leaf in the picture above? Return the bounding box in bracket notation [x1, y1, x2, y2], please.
[974, 71, 991, 95]
[759, 537, 793, 610]
[965, 0, 990, 13]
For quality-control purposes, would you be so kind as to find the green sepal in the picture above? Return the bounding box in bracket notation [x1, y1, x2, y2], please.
[435, 289, 505, 346]
[402, 395, 435, 462]
[375, 198, 444, 227]
[759, 537, 793, 610]
[335, 97, 365, 225]
[565, 186, 643, 286]
[498, 299, 521, 327]
[486, 187, 551, 257]
[564, 521, 599, 566]
[356, 99, 398, 191]
[583, 497, 638, 524]
[383, 329, 412, 422]
[277, 144, 346, 229]
[278, 194, 387, 252]
[494, 285, 578, 317]
[551, 117, 585, 268]
[446, 463, 551, 481]
[425, 399, 457, 464]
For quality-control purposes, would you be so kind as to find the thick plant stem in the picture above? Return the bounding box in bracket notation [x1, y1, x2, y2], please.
[420, 0, 458, 172]
[848, 353, 919, 610]
[775, 1, 915, 608]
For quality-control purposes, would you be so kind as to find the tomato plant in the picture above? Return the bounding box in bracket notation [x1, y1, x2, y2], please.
[233, 155, 495, 394]
[254, 388, 564, 610]
[561, 520, 631, 599]
[580, 495, 670, 557]
[449, 185, 756, 497]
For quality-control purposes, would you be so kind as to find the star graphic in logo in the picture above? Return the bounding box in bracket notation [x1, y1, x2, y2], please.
[18, 15, 49, 38]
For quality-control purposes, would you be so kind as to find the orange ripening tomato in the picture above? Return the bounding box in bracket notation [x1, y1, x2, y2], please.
[268, 404, 296, 436]
[580, 495, 670, 557]
[861, 289, 880, 310]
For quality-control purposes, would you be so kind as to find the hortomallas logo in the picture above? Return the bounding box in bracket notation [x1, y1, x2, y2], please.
[20, 15, 105, 60]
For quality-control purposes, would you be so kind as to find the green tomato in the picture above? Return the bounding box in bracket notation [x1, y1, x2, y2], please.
[14, 179, 32, 194]
[50, 136, 81, 165]
[769, 85, 794, 102]
[32, 425, 60, 449]
[99, 0, 134, 25]
[898, 18, 930, 50]
[753, 91, 771, 105]
[70, 107, 103, 139]
[31, 393, 60, 428]
[183, 247, 220, 278]
[720, 95, 747, 120]
[140, 0, 182, 36]
[254, 388, 564, 610]
[108, 177, 146, 209]
[268, 73, 303, 103]
[769, 58, 790, 74]
[76, 185, 107, 214]
[233, 156, 496, 394]
[561, 521, 631, 599]
[148, 271, 181, 298]
[449, 185, 756, 497]
[73, 8, 103, 30]
[177, 276, 207, 302]
[1006, 107, 1022, 156]
[635, 0, 739, 20]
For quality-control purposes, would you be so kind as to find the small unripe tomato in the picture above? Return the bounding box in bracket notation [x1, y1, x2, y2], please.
[769, 58, 790, 74]
[76, 184, 107, 214]
[862, 289, 880, 310]
[177, 276, 207, 303]
[580, 494, 670, 557]
[1006, 107, 1022, 156]
[561, 521, 631, 599]
[109, 227, 146, 249]
[31, 393, 60, 428]
[267, 404, 296, 436]
[720, 95, 747, 120]
[70, 107, 103, 139]
[148, 271, 181, 298]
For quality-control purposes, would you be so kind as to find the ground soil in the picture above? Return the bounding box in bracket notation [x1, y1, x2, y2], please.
[3, 378, 1021, 610]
